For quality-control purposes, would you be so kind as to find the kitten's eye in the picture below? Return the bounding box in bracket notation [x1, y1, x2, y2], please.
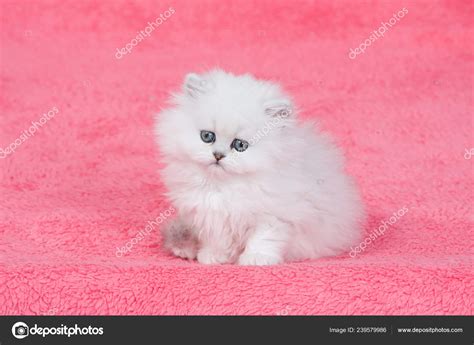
[231, 138, 249, 152]
[200, 130, 216, 144]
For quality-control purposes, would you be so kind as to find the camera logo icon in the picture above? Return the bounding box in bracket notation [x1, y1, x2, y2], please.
[12, 322, 29, 339]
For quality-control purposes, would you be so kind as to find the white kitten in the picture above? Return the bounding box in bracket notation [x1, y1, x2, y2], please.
[155, 70, 365, 265]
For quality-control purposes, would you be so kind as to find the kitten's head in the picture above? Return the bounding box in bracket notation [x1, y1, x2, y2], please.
[156, 70, 295, 178]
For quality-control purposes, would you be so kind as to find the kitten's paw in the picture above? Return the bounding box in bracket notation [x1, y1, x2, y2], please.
[238, 252, 283, 266]
[162, 218, 199, 260]
[197, 248, 232, 265]
[171, 246, 197, 260]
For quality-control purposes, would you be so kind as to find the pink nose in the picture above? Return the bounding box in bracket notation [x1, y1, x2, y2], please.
[213, 152, 225, 161]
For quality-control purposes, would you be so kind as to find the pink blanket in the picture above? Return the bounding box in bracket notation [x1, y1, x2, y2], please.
[1, 0, 472, 315]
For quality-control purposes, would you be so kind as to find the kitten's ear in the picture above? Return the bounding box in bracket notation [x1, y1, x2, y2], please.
[183, 73, 208, 98]
[264, 99, 293, 118]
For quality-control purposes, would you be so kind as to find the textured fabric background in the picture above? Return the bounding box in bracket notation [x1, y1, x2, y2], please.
[0, 0, 472, 315]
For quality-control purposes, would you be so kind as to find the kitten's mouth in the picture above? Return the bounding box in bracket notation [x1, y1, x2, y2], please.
[209, 161, 225, 171]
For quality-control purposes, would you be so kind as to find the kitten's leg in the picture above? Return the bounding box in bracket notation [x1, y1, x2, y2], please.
[161, 217, 199, 260]
[197, 245, 236, 265]
[197, 233, 239, 265]
[238, 217, 289, 266]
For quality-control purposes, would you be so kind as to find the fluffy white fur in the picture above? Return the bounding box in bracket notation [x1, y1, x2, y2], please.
[155, 70, 364, 265]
